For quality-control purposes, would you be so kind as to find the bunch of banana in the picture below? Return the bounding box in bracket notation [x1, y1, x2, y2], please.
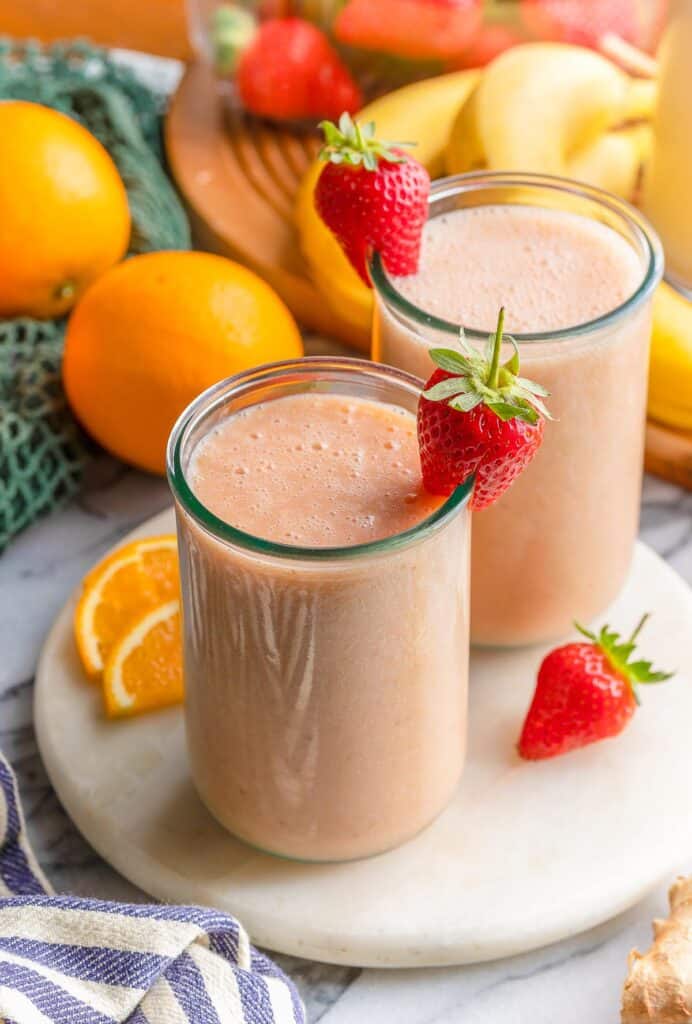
[445, 43, 655, 195]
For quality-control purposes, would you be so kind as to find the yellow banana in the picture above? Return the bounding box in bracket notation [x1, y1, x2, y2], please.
[445, 44, 654, 200]
[568, 124, 652, 199]
[357, 69, 480, 178]
[648, 282, 692, 433]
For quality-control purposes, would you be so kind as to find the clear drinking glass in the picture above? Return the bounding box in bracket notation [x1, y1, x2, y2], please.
[168, 357, 472, 861]
[371, 172, 663, 647]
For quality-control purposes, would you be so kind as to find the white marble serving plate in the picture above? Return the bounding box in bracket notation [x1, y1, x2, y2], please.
[35, 508, 692, 967]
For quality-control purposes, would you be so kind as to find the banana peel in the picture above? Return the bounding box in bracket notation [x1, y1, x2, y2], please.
[295, 161, 372, 334]
[649, 282, 692, 433]
[445, 43, 655, 200]
[294, 69, 479, 339]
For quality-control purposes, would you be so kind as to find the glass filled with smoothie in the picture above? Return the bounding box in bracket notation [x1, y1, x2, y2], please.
[168, 357, 472, 861]
[371, 172, 662, 647]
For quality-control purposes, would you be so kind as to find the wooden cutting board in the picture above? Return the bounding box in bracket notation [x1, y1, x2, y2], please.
[165, 60, 368, 351]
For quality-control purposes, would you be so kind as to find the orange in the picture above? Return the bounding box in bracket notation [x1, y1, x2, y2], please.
[103, 599, 183, 718]
[0, 101, 130, 318]
[63, 250, 304, 474]
[74, 535, 178, 679]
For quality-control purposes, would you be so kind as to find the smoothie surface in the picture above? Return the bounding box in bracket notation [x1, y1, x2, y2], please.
[188, 393, 443, 547]
[391, 204, 644, 333]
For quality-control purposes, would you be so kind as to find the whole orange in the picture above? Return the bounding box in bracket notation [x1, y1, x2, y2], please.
[63, 251, 304, 474]
[0, 101, 130, 318]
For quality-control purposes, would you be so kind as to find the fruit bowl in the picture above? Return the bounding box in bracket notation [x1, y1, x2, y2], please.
[187, 0, 667, 124]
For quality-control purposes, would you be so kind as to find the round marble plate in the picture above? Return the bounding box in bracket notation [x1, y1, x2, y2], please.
[35, 508, 692, 968]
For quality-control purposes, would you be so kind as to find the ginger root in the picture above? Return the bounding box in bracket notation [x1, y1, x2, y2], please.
[622, 878, 692, 1023]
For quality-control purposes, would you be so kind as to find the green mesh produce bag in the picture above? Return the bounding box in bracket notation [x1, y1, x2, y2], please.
[0, 38, 190, 553]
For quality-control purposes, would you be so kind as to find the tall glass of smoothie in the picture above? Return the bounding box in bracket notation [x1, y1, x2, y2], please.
[371, 172, 663, 647]
[168, 357, 472, 861]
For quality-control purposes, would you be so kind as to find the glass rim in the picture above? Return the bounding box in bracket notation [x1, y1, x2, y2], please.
[368, 170, 663, 344]
[167, 356, 473, 561]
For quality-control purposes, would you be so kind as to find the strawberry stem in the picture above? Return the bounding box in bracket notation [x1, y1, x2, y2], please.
[628, 612, 649, 644]
[487, 306, 505, 390]
[425, 305, 551, 426]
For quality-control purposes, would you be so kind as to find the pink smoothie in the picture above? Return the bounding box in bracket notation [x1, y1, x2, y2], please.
[190, 393, 443, 546]
[178, 390, 470, 861]
[374, 203, 652, 645]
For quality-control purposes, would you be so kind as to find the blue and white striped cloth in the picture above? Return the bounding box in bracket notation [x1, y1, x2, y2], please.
[0, 752, 305, 1023]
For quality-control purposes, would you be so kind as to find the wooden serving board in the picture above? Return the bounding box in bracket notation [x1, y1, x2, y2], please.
[645, 420, 692, 491]
[165, 62, 692, 489]
[165, 61, 368, 351]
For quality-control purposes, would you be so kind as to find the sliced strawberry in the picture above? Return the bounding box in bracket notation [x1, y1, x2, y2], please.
[518, 616, 673, 760]
[315, 115, 430, 284]
[417, 308, 549, 509]
[334, 0, 483, 60]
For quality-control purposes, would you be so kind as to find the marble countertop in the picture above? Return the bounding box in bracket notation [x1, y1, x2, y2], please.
[2, 458, 691, 1022]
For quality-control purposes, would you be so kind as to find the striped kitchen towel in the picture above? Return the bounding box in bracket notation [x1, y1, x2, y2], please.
[0, 752, 305, 1023]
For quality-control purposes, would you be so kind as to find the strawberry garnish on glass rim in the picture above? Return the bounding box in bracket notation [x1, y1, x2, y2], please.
[518, 614, 674, 761]
[417, 307, 551, 510]
[315, 113, 430, 284]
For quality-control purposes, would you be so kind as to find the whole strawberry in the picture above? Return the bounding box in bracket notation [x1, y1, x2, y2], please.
[315, 114, 430, 284]
[519, 615, 673, 761]
[417, 307, 550, 509]
[212, 10, 362, 121]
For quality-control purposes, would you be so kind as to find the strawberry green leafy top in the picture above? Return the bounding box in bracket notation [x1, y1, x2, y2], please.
[576, 613, 673, 702]
[422, 307, 552, 425]
[319, 112, 411, 171]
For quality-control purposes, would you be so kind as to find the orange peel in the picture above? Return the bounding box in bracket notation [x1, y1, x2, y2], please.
[102, 598, 183, 718]
[74, 535, 178, 679]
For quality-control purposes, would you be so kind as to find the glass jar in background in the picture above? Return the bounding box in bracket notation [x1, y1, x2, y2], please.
[371, 173, 663, 647]
[168, 358, 472, 861]
[642, 0, 692, 295]
[186, 0, 666, 124]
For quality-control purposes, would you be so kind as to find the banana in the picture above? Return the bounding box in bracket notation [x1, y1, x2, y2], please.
[568, 124, 652, 199]
[357, 68, 480, 178]
[624, 78, 657, 123]
[445, 43, 654, 200]
[295, 160, 372, 334]
[648, 282, 692, 433]
[294, 69, 479, 342]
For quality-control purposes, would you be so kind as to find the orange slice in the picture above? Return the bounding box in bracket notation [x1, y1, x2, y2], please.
[102, 599, 183, 718]
[74, 535, 178, 679]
